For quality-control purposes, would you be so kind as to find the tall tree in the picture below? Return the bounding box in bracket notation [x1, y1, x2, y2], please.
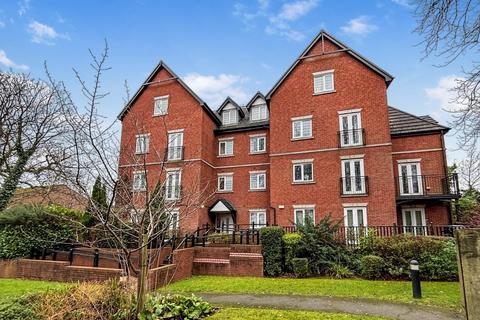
[0, 72, 75, 211]
[414, 0, 480, 149]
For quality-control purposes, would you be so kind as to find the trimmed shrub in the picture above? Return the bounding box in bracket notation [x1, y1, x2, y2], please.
[360, 255, 385, 279]
[420, 239, 458, 280]
[283, 232, 302, 273]
[292, 258, 309, 278]
[0, 206, 78, 259]
[260, 226, 285, 277]
[139, 294, 215, 320]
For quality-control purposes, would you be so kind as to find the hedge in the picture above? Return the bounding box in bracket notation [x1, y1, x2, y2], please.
[260, 226, 285, 277]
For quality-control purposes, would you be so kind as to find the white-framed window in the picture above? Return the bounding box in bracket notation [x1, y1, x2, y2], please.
[250, 171, 266, 190]
[133, 171, 146, 192]
[217, 173, 233, 192]
[402, 207, 426, 236]
[250, 135, 266, 153]
[294, 206, 315, 225]
[167, 130, 184, 161]
[398, 160, 423, 196]
[339, 111, 362, 147]
[168, 209, 180, 230]
[135, 134, 150, 154]
[218, 139, 234, 156]
[154, 95, 169, 116]
[165, 169, 181, 200]
[292, 116, 312, 139]
[249, 210, 266, 228]
[222, 107, 238, 125]
[313, 70, 334, 94]
[250, 104, 268, 121]
[341, 158, 366, 195]
[292, 160, 314, 183]
[343, 205, 368, 243]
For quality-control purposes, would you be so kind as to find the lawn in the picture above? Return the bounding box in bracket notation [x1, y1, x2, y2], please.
[0, 279, 66, 301]
[210, 307, 387, 319]
[166, 276, 462, 311]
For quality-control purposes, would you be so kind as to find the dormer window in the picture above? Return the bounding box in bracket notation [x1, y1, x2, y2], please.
[250, 104, 268, 121]
[222, 107, 238, 125]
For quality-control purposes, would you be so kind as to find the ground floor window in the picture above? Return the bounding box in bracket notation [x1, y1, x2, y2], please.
[343, 206, 367, 243]
[402, 207, 426, 235]
[249, 210, 266, 228]
[294, 207, 315, 225]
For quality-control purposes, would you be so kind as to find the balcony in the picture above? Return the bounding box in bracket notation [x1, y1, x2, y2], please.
[164, 146, 184, 161]
[338, 128, 365, 147]
[395, 174, 460, 200]
[340, 176, 369, 196]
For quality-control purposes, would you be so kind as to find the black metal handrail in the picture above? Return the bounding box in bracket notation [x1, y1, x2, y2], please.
[164, 146, 184, 161]
[338, 128, 365, 147]
[396, 173, 460, 197]
[340, 176, 369, 195]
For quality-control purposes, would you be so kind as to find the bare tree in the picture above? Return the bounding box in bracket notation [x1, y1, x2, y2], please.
[48, 43, 214, 315]
[457, 146, 480, 191]
[0, 72, 76, 211]
[414, 0, 480, 148]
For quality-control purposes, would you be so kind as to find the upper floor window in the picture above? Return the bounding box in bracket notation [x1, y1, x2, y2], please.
[135, 134, 150, 154]
[292, 160, 314, 183]
[313, 70, 334, 94]
[341, 157, 366, 195]
[398, 160, 423, 196]
[339, 110, 363, 147]
[250, 104, 268, 121]
[165, 169, 181, 200]
[154, 95, 169, 116]
[250, 171, 266, 190]
[167, 130, 184, 161]
[218, 173, 233, 192]
[292, 116, 312, 140]
[218, 138, 234, 156]
[250, 135, 266, 153]
[222, 109, 238, 125]
[133, 171, 146, 192]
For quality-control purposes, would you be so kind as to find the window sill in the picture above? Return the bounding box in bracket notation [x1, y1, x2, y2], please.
[166, 159, 184, 162]
[291, 136, 314, 141]
[250, 119, 268, 123]
[135, 152, 149, 155]
[152, 113, 168, 117]
[249, 189, 267, 192]
[340, 194, 368, 198]
[218, 155, 234, 158]
[133, 189, 146, 193]
[313, 90, 336, 96]
[292, 181, 316, 185]
[216, 190, 233, 194]
[249, 151, 267, 155]
[339, 144, 365, 149]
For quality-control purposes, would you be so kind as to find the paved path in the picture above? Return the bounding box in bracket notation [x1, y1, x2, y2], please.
[198, 293, 463, 320]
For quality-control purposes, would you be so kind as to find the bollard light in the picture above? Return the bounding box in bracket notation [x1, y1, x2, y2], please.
[410, 260, 422, 299]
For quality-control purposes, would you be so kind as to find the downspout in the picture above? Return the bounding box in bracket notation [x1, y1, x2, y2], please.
[269, 206, 277, 226]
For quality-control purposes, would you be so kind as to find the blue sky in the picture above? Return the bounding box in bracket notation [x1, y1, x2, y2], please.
[0, 0, 470, 162]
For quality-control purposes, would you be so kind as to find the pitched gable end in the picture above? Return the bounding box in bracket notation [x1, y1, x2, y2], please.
[217, 96, 245, 118]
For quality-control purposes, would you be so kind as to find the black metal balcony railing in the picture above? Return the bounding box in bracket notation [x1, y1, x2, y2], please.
[164, 146, 184, 161]
[163, 185, 182, 200]
[338, 128, 365, 147]
[395, 173, 460, 198]
[340, 176, 369, 196]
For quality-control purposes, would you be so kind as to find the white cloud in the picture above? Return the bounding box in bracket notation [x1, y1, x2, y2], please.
[18, 0, 30, 16]
[425, 75, 465, 113]
[234, 0, 318, 41]
[183, 73, 250, 107]
[341, 16, 378, 36]
[27, 21, 69, 45]
[266, 0, 318, 41]
[0, 20, 5, 28]
[391, 0, 413, 8]
[0, 50, 29, 70]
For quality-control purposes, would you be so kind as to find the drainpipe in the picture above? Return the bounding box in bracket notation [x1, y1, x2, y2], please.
[269, 206, 277, 226]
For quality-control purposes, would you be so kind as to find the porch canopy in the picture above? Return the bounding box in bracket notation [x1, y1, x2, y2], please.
[208, 198, 237, 223]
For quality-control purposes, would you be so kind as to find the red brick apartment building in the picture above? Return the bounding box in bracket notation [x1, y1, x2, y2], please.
[118, 30, 460, 234]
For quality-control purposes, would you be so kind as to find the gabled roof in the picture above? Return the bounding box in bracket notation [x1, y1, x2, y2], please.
[217, 96, 245, 118]
[388, 106, 449, 136]
[117, 60, 221, 125]
[245, 91, 267, 110]
[209, 198, 237, 213]
[266, 30, 394, 99]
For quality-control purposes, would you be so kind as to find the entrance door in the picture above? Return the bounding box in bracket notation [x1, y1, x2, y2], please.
[217, 213, 233, 233]
[398, 162, 423, 195]
[402, 208, 426, 235]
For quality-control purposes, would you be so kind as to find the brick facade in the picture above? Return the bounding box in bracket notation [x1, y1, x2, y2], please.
[118, 30, 458, 234]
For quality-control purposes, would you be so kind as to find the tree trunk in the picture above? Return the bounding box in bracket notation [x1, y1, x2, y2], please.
[0, 155, 29, 211]
[136, 233, 149, 315]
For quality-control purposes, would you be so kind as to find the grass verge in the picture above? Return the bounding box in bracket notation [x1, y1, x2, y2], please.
[165, 276, 461, 311]
[0, 279, 66, 301]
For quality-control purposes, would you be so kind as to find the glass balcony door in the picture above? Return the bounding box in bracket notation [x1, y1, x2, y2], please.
[398, 162, 423, 196]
